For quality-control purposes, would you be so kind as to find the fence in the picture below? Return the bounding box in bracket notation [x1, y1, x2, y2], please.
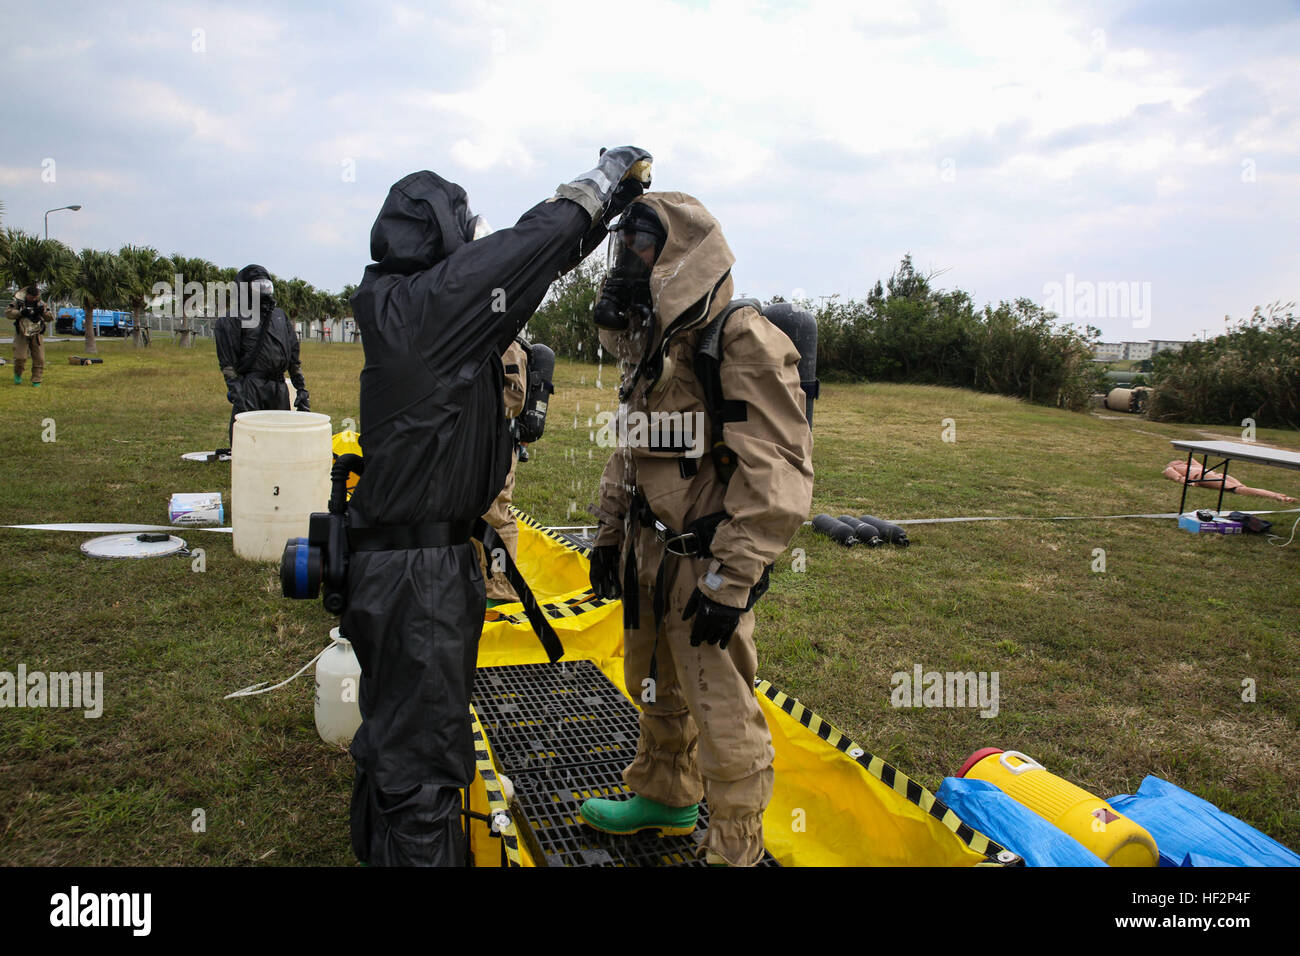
[101, 310, 362, 345]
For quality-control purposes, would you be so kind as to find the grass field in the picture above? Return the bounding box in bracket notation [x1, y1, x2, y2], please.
[1, 334, 1297, 865]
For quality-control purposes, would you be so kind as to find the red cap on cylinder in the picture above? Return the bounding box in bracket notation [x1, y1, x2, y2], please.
[957, 747, 1004, 778]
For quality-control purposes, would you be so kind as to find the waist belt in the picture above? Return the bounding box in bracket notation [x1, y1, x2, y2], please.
[623, 493, 728, 637]
[631, 495, 725, 558]
[348, 520, 475, 551]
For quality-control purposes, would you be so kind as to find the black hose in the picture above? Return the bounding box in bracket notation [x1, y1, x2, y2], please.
[329, 453, 365, 516]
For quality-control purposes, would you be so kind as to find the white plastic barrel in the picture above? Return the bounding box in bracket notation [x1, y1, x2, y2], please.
[231, 410, 332, 561]
[315, 627, 362, 747]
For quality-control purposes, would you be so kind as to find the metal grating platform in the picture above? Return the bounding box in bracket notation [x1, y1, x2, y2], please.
[473, 661, 779, 867]
[473, 661, 641, 774]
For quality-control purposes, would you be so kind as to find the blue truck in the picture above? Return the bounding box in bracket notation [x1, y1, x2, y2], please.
[55, 307, 134, 336]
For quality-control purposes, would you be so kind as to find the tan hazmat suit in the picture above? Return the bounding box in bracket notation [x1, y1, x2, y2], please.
[7, 294, 53, 384]
[591, 192, 814, 865]
[482, 338, 530, 601]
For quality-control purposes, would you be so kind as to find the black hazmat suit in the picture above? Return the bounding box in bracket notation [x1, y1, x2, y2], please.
[344, 156, 647, 866]
[214, 276, 308, 443]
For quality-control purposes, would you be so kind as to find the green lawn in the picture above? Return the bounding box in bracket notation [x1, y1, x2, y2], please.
[1, 335, 1296, 864]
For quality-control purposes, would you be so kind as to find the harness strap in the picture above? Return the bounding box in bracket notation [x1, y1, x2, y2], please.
[480, 520, 565, 663]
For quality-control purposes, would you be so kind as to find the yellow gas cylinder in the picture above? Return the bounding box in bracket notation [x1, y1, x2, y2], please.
[958, 748, 1159, 867]
[331, 429, 363, 498]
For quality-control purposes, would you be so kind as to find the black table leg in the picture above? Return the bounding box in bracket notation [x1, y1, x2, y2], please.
[1178, 449, 1194, 515]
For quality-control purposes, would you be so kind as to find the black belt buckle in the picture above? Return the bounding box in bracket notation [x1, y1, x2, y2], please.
[655, 520, 700, 557]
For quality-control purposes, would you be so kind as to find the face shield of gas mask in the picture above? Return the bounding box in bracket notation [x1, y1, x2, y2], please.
[239, 278, 275, 321]
[465, 213, 493, 243]
[592, 227, 659, 331]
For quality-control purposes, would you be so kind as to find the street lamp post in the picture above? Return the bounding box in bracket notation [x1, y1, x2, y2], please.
[44, 204, 82, 239]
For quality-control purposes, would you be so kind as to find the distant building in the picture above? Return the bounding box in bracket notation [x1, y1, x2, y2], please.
[1093, 339, 1190, 361]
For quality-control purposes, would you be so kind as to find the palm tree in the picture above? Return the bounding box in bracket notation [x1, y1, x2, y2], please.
[118, 244, 173, 348]
[1, 230, 76, 324]
[0, 200, 10, 274]
[168, 254, 216, 344]
[338, 284, 358, 340]
[63, 249, 127, 355]
[277, 276, 311, 337]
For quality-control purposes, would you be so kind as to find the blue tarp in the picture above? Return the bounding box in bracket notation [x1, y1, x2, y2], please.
[1109, 775, 1300, 868]
[936, 778, 1107, 867]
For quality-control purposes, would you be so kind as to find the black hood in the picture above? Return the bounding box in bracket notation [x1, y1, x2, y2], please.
[369, 171, 473, 276]
[236, 264, 271, 283]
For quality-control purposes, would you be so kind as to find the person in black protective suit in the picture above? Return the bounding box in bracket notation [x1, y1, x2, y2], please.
[214, 264, 310, 446]
[344, 147, 652, 866]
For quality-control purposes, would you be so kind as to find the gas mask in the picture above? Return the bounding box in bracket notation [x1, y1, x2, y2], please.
[236, 265, 276, 324]
[593, 204, 665, 331]
[465, 212, 493, 242]
[251, 278, 275, 313]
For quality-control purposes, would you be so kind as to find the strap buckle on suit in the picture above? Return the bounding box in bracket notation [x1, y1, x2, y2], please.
[654, 520, 703, 557]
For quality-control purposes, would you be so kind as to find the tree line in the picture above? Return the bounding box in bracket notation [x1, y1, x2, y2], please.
[1148, 303, 1299, 429]
[1, 207, 356, 354]
[528, 253, 1105, 411]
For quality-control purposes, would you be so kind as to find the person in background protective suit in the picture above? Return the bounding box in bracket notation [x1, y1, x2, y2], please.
[8, 285, 53, 386]
[344, 147, 652, 867]
[480, 336, 530, 605]
[580, 193, 814, 867]
[214, 264, 310, 445]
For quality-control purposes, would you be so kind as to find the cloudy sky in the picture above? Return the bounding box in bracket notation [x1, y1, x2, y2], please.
[2, 0, 1297, 342]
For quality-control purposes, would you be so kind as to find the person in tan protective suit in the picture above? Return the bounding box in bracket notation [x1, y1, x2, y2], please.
[481, 337, 530, 603]
[579, 193, 814, 866]
[8, 285, 53, 386]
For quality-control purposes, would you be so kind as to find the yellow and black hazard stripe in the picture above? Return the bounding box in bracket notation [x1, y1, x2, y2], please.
[510, 507, 591, 555]
[485, 591, 613, 626]
[471, 706, 524, 867]
[755, 679, 1018, 866]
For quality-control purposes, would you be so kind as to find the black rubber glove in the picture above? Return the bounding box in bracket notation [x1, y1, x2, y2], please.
[682, 589, 743, 650]
[605, 174, 647, 224]
[588, 544, 622, 600]
[601, 145, 651, 223]
[556, 146, 652, 221]
[225, 379, 241, 405]
[294, 388, 311, 412]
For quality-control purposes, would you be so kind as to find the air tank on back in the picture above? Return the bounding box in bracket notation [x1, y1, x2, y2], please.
[762, 302, 819, 428]
[517, 342, 556, 443]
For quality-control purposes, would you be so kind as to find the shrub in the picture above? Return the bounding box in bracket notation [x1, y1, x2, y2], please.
[1148, 303, 1299, 428]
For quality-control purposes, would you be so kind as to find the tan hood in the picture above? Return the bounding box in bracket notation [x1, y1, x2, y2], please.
[597, 192, 737, 374]
[636, 191, 736, 338]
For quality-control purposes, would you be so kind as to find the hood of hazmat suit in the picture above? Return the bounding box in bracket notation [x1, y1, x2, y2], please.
[342, 165, 619, 867]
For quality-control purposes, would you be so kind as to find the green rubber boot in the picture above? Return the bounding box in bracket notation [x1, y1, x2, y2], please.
[579, 794, 698, 837]
[31, 381, 41, 388]
[13, 374, 21, 385]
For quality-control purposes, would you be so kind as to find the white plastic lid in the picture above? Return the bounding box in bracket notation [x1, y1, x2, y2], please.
[81, 533, 187, 559]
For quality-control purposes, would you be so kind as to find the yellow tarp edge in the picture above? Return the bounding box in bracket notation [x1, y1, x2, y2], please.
[473, 514, 1004, 867]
